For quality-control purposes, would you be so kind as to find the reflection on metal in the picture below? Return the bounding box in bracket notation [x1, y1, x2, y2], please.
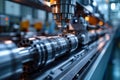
[4, 40, 12, 44]
[84, 34, 114, 80]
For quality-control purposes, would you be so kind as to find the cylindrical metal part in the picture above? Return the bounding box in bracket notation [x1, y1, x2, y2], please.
[0, 41, 17, 50]
[50, 0, 76, 27]
[33, 36, 69, 66]
[18, 36, 47, 47]
[0, 47, 33, 79]
[64, 34, 78, 52]
[0, 33, 79, 79]
[31, 34, 78, 67]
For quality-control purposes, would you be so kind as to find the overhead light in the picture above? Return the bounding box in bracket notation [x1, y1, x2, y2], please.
[111, 3, 116, 10]
[93, 1, 97, 6]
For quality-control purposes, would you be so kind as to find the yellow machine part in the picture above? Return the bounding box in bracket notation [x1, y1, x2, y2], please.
[34, 22, 43, 31]
[20, 20, 29, 31]
[98, 21, 104, 26]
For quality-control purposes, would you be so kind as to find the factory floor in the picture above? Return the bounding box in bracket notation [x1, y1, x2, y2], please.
[104, 37, 120, 80]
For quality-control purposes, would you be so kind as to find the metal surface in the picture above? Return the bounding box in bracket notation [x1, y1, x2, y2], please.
[50, 0, 76, 27]
[0, 0, 113, 79]
[84, 34, 114, 80]
[0, 30, 112, 80]
[0, 34, 79, 79]
[35, 40, 105, 80]
[0, 47, 32, 79]
[52, 43, 98, 80]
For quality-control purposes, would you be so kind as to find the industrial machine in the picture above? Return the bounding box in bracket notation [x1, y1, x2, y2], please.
[0, 0, 115, 80]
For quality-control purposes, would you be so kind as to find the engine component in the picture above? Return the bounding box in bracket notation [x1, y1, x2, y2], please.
[50, 0, 76, 27]
[32, 34, 78, 67]
[0, 47, 33, 79]
[0, 34, 79, 79]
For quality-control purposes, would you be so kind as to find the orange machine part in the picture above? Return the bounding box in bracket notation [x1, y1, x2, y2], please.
[50, 0, 59, 5]
[20, 20, 29, 32]
[34, 22, 43, 31]
[85, 16, 99, 25]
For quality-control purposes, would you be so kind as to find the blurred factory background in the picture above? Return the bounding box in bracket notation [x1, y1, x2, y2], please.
[0, 0, 120, 80]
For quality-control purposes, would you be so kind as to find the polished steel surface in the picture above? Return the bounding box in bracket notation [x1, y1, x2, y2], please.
[51, 0, 76, 27]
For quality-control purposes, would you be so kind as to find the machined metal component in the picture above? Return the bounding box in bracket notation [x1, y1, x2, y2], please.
[0, 41, 17, 50]
[64, 34, 78, 52]
[17, 36, 47, 47]
[33, 34, 78, 66]
[50, 0, 76, 27]
[0, 47, 33, 79]
[0, 31, 110, 79]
